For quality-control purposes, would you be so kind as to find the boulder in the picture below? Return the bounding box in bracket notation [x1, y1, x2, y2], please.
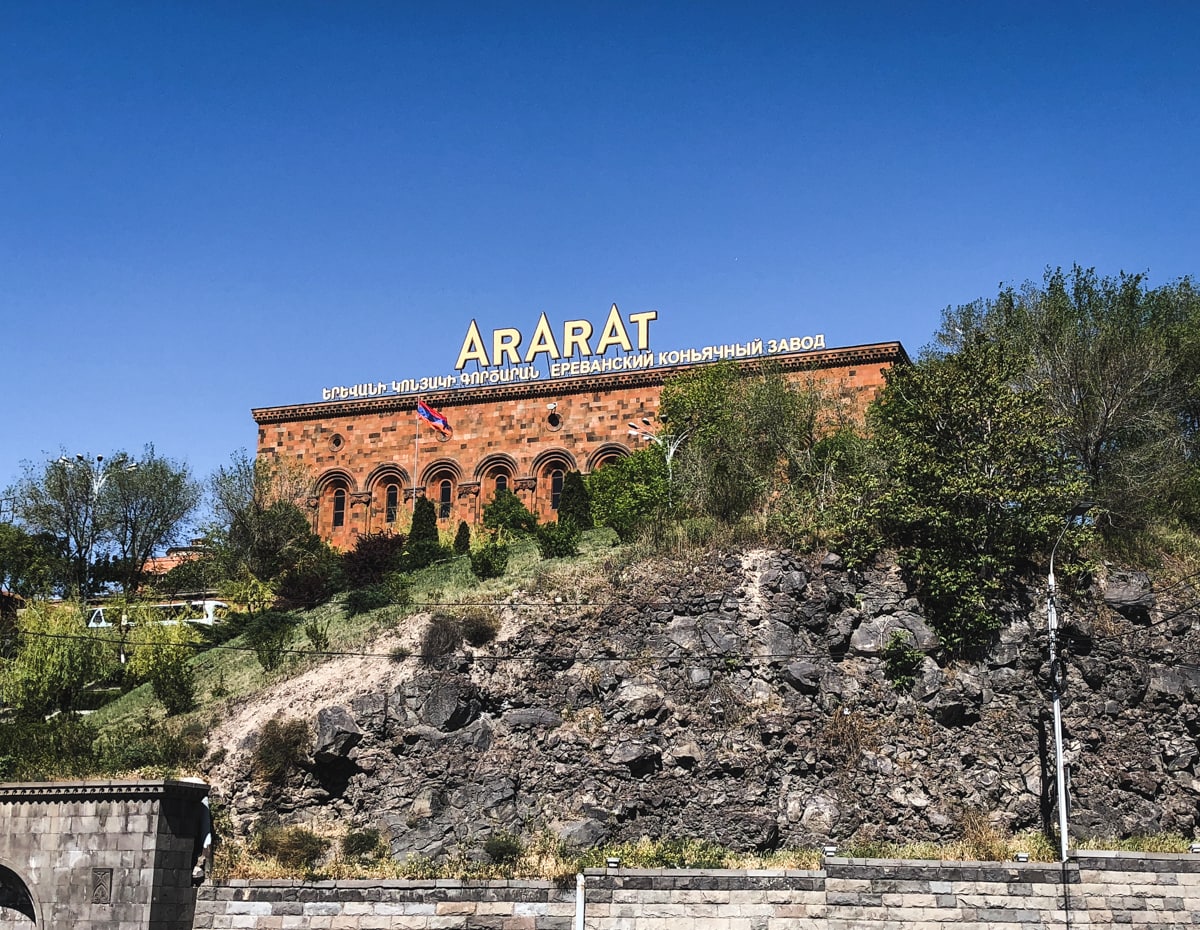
[313, 705, 363, 759]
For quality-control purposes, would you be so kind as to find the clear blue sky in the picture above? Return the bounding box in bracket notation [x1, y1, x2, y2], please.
[3, 1, 1199, 492]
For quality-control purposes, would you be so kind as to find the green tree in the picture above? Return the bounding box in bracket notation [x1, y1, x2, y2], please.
[932, 266, 1200, 530]
[453, 520, 471, 554]
[659, 362, 831, 522]
[125, 610, 200, 715]
[1, 602, 116, 718]
[0, 524, 66, 602]
[99, 446, 201, 593]
[586, 448, 669, 542]
[556, 471, 593, 529]
[205, 451, 324, 584]
[409, 496, 439, 546]
[8, 448, 198, 595]
[866, 338, 1089, 651]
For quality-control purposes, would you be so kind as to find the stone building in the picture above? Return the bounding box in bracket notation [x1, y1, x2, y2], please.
[253, 340, 907, 548]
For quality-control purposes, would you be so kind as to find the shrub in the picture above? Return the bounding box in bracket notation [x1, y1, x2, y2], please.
[126, 617, 200, 716]
[410, 497, 439, 547]
[469, 537, 509, 580]
[460, 607, 500, 646]
[304, 616, 330, 653]
[0, 716, 97, 780]
[536, 520, 581, 559]
[403, 539, 447, 571]
[93, 719, 208, 774]
[252, 717, 310, 786]
[453, 520, 471, 554]
[342, 532, 407, 588]
[341, 828, 383, 860]
[275, 544, 345, 609]
[557, 471, 593, 529]
[345, 584, 393, 616]
[483, 489, 538, 534]
[419, 614, 462, 665]
[883, 631, 924, 692]
[246, 611, 301, 672]
[484, 831, 523, 864]
[255, 825, 330, 871]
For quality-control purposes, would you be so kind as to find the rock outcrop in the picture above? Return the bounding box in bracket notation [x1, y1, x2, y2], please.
[215, 549, 1200, 858]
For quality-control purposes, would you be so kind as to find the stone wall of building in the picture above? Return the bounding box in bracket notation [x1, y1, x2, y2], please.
[194, 852, 1200, 929]
[252, 343, 904, 547]
[0, 779, 209, 930]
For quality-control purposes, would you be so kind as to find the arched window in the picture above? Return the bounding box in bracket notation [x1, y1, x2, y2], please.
[333, 488, 347, 528]
[551, 469, 564, 510]
[385, 484, 399, 524]
[439, 479, 452, 519]
[495, 473, 508, 494]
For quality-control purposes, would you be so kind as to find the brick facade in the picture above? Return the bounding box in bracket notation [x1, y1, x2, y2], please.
[253, 342, 907, 548]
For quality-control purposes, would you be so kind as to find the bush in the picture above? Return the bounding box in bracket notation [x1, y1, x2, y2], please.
[483, 489, 538, 534]
[453, 520, 471, 554]
[341, 828, 383, 860]
[883, 631, 924, 692]
[126, 617, 200, 716]
[255, 825, 330, 871]
[557, 471, 593, 529]
[410, 497, 439, 546]
[93, 718, 208, 774]
[536, 520, 581, 558]
[403, 539, 447, 571]
[246, 611, 301, 672]
[304, 616, 330, 652]
[460, 607, 500, 646]
[275, 544, 345, 609]
[419, 614, 462, 665]
[0, 716, 97, 780]
[342, 532, 408, 588]
[344, 584, 393, 616]
[469, 537, 509, 580]
[252, 717, 310, 787]
[484, 831, 523, 863]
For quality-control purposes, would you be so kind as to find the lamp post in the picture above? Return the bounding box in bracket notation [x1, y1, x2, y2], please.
[627, 417, 690, 507]
[55, 454, 138, 594]
[1046, 503, 1091, 861]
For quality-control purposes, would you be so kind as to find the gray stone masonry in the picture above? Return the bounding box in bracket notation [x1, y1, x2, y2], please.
[193, 851, 1200, 928]
[0, 779, 209, 930]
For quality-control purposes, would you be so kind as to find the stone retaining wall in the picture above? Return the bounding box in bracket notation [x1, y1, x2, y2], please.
[193, 851, 1200, 929]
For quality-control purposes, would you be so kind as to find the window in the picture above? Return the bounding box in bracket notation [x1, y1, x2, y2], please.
[333, 488, 346, 528]
[495, 473, 508, 494]
[439, 479, 452, 519]
[385, 484, 399, 523]
[551, 469, 564, 510]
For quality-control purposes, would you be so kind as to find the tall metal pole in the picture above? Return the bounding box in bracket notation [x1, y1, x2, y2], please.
[1046, 556, 1070, 862]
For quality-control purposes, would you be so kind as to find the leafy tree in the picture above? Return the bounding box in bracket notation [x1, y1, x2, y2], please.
[659, 362, 831, 522]
[1, 602, 116, 718]
[0, 523, 66, 602]
[125, 611, 200, 715]
[482, 489, 538, 534]
[932, 266, 1200, 530]
[556, 471, 593, 529]
[865, 337, 1089, 651]
[99, 446, 201, 593]
[7, 448, 198, 595]
[205, 451, 325, 586]
[585, 448, 669, 542]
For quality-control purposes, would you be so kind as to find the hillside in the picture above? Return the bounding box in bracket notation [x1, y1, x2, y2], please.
[202, 543, 1200, 861]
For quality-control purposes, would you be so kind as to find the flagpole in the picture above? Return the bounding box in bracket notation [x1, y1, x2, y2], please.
[413, 396, 420, 513]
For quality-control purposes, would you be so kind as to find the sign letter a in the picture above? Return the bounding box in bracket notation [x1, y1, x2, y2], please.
[595, 304, 633, 354]
[455, 320, 490, 370]
[524, 312, 561, 363]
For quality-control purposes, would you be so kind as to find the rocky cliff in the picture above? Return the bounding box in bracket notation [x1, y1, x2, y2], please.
[212, 548, 1200, 858]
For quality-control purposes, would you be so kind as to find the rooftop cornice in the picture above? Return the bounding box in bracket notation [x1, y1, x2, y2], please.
[0, 779, 210, 803]
[253, 341, 909, 425]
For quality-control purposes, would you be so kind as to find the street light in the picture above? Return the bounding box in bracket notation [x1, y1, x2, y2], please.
[1046, 502, 1092, 861]
[627, 417, 690, 507]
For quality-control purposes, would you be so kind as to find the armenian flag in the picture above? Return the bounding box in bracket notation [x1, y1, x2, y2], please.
[416, 400, 452, 436]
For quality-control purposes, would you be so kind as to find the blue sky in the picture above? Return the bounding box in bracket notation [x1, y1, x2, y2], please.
[3, 1, 1199, 493]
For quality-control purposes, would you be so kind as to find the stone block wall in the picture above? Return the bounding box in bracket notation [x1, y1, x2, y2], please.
[194, 851, 1200, 928]
[0, 779, 209, 930]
